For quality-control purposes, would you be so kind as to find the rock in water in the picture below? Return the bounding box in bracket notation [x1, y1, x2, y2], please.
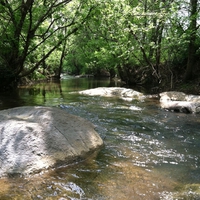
[78, 87, 145, 100]
[159, 91, 200, 113]
[0, 106, 103, 177]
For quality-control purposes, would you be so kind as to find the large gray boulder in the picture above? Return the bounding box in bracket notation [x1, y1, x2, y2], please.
[160, 91, 200, 113]
[78, 87, 146, 101]
[0, 106, 103, 177]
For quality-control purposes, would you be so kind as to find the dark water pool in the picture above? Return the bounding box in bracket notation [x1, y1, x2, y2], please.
[0, 76, 200, 199]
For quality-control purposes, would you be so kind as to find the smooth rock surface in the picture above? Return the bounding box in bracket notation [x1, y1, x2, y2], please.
[0, 106, 103, 177]
[160, 91, 200, 113]
[78, 87, 145, 101]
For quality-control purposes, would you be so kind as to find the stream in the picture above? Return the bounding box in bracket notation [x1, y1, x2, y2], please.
[0, 76, 200, 199]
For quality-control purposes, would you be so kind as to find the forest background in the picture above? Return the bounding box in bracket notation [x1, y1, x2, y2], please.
[0, 0, 199, 93]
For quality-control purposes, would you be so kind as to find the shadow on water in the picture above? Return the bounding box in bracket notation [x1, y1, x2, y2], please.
[0, 76, 200, 199]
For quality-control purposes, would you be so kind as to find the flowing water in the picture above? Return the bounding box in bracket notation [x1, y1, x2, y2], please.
[0, 76, 200, 199]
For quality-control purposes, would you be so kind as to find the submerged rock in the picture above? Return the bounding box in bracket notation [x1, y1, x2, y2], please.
[159, 91, 200, 113]
[0, 106, 103, 177]
[78, 87, 145, 100]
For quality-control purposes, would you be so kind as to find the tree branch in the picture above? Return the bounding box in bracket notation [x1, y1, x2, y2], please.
[19, 27, 79, 78]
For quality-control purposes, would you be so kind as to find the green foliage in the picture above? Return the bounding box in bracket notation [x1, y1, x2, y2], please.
[0, 0, 93, 88]
[65, 0, 200, 86]
[0, 0, 199, 89]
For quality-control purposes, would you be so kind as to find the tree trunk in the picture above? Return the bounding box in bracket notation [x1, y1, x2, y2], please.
[183, 0, 198, 82]
[56, 28, 68, 79]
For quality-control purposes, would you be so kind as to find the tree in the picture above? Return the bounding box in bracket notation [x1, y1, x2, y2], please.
[0, 0, 92, 90]
[1, 0, 199, 90]
[67, 0, 174, 85]
[67, 0, 200, 88]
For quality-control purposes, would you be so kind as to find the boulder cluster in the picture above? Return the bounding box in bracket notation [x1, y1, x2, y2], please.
[79, 87, 200, 114]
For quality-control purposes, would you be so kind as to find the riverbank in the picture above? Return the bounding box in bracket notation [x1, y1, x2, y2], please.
[174, 81, 200, 95]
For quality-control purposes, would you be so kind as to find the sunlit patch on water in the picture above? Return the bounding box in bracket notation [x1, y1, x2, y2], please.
[49, 181, 85, 199]
[59, 96, 200, 197]
[129, 105, 143, 111]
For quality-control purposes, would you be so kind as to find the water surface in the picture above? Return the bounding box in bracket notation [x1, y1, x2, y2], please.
[0, 76, 200, 199]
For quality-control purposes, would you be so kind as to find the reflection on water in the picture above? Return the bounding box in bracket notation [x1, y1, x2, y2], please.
[0, 77, 112, 109]
[0, 77, 200, 199]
